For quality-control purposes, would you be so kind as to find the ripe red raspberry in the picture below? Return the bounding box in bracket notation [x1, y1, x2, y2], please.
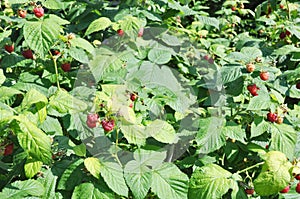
[101, 119, 115, 132]
[296, 183, 300, 193]
[280, 185, 290, 193]
[4, 143, 14, 156]
[247, 84, 259, 96]
[4, 44, 14, 53]
[260, 71, 269, 81]
[33, 7, 44, 18]
[86, 113, 99, 128]
[295, 174, 300, 180]
[22, 49, 34, 59]
[130, 93, 138, 101]
[267, 112, 278, 123]
[279, 32, 286, 39]
[117, 29, 124, 36]
[245, 188, 254, 195]
[61, 63, 71, 72]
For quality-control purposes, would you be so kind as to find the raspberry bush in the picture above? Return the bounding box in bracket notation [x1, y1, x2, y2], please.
[1, 0, 300, 198]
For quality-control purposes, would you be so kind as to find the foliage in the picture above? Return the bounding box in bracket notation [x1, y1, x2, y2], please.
[1, 0, 300, 198]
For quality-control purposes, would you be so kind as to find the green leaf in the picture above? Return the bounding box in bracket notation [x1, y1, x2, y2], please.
[37, 169, 58, 199]
[151, 163, 189, 199]
[148, 48, 172, 65]
[124, 160, 152, 199]
[196, 15, 220, 30]
[73, 143, 86, 157]
[124, 149, 167, 199]
[251, 116, 269, 138]
[72, 182, 115, 199]
[247, 93, 271, 110]
[69, 38, 95, 55]
[21, 89, 48, 110]
[85, 17, 112, 36]
[270, 124, 297, 160]
[240, 47, 262, 61]
[7, 0, 28, 4]
[99, 160, 128, 197]
[40, 116, 63, 135]
[15, 115, 52, 163]
[196, 117, 226, 154]
[220, 64, 242, 84]
[57, 159, 85, 191]
[254, 151, 292, 196]
[0, 69, 5, 85]
[120, 124, 148, 146]
[0, 179, 44, 199]
[161, 34, 181, 46]
[145, 119, 179, 144]
[84, 157, 101, 179]
[23, 17, 62, 58]
[49, 89, 87, 114]
[189, 164, 237, 199]
[24, 159, 43, 178]
[68, 47, 89, 63]
[222, 121, 246, 143]
[42, 0, 64, 9]
[0, 87, 23, 102]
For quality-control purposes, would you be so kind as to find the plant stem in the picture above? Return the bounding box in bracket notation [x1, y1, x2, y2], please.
[237, 161, 265, 174]
[50, 51, 60, 89]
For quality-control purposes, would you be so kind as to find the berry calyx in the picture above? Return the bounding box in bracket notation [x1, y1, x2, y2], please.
[86, 113, 99, 128]
[247, 84, 259, 96]
[67, 33, 75, 40]
[255, 57, 262, 62]
[33, 6, 44, 18]
[117, 29, 124, 36]
[18, 9, 27, 18]
[267, 112, 278, 123]
[4, 143, 14, 156]
[4, 44, 14, 53]
[130, 93, 138, 101]
[260, 71, 269, 81]
[22, 49, 34, 59]
[61, 63, 71, 72]
[138, 27, 144, 37]
[101, 119, 115, 132]
[280, 185, 290, 193]
[296, 183, 300, 193]
[296, 82, 300, 90]
[246, 63, 255, 72]
[245, 188, 254, 195]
